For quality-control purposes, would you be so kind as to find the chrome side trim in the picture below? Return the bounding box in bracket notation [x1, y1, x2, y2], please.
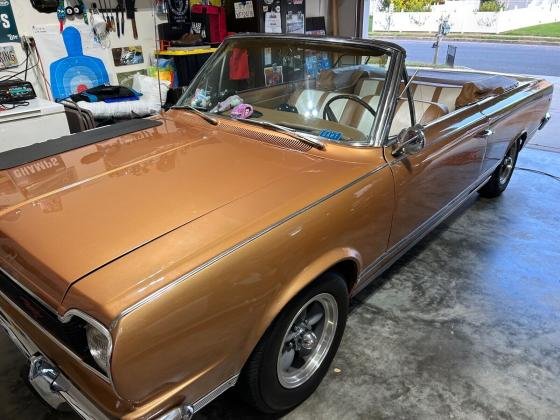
[0, 288, 111, 384]
[112, 163, 389, 329]
[353, 162, 499, 294]
[0, 309, 110, 420]
[192, 374, 239, 413]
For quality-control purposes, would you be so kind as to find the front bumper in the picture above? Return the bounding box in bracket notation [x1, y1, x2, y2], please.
[0, 308, 109, 419]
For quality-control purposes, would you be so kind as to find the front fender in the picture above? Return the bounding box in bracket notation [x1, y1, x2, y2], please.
[243, 247, 362, 360]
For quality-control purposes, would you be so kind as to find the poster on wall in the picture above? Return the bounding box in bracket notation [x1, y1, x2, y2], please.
[112, 46, 144, 66]
[264, 65, 283, 86]
[117, 69, 148, 88]
[165, 0, 190, 32]
[285, 0, 305, 34]
[32, 24, 113, 100]
[0, 45, 17, 69]
[0, 0, 20, 43]
[234, 1, 254, 19]
[286, 11, 304, 34]
[264, 12, 282, 33]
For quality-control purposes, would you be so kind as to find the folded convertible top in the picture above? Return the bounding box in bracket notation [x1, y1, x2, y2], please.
[0, 118, 162, 170]
[455, 75, 519, 109]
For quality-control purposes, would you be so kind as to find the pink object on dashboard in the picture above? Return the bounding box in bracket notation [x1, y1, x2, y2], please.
[230, 104, 253, 119]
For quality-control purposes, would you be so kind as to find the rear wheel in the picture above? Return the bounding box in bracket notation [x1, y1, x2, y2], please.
[238, 272, 348, 414]
[478, 140, 518, 198]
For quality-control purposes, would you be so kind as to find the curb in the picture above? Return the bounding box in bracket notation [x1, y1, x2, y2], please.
[370, 33, 560, 46]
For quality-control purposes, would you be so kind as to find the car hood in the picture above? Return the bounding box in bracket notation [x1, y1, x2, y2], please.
[0, 112, 323, 309]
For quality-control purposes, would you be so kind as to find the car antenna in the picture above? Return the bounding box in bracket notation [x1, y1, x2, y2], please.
[399, 68, 420, 98]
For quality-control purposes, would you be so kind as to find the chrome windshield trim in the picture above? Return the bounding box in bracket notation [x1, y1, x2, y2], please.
[112, 162, 389, 329]
[375, 51, 406, 147]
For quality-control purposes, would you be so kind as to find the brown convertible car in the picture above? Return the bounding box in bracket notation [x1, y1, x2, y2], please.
[0, 35, 553, 419]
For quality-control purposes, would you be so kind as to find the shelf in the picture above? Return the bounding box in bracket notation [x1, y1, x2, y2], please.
[155, 48, 218, 56]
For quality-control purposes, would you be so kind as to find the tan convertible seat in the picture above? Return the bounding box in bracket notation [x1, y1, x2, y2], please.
[287, 88, 379, 136]
[389, 97, 449, 136]
[316, 65, 372, 92]
[413, 83, 462, 112]
[289, 89, 349, 121]
[354, 78, 385, 97]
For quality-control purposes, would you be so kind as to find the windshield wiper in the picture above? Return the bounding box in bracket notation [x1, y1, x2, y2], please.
[172, 105, 218, 126]
[235, 119, 325, 150]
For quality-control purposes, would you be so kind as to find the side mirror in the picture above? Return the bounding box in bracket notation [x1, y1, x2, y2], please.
[392, 124, 425, 157]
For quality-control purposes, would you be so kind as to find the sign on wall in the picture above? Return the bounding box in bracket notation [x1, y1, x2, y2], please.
[0, 45, 17, 69]
[0, 0, 20, 43]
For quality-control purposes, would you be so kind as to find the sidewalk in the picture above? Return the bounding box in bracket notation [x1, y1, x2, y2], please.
[528, 75, 559, 152]
[370, 32, 560, 46]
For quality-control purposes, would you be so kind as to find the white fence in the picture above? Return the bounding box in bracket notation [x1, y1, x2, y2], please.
[370, 0, 560, 33]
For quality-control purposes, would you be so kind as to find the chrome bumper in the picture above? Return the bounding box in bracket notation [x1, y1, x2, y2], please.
[538, 112, 551, 130]
[0, 309, 109, 420]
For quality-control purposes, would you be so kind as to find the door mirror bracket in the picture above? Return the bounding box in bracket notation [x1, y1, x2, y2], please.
[391, 124, 425, 157]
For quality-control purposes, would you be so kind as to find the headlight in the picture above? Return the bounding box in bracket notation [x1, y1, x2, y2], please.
[86, 325, 110, 373]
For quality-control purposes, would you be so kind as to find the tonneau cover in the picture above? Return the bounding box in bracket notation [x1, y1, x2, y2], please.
[0, 118, 162, 170]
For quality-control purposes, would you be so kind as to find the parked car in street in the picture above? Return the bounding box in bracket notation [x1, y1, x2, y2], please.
[0, 34, 552, 419]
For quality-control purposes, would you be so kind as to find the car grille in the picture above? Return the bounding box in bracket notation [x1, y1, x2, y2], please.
[0, 269, 100, 373]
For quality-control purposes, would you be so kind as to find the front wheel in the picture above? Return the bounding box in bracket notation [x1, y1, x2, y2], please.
[478, 140, 518, 198]
[238, 272, 348, 414]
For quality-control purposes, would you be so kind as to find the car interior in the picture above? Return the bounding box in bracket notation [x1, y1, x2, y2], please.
[193, 45, 520, 145]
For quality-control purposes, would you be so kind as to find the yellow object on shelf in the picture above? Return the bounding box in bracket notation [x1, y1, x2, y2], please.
[156, 48, 218, 56]
[191, 0, 222, 6]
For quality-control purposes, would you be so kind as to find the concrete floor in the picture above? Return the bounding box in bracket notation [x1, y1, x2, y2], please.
[1, 146, 559, 420]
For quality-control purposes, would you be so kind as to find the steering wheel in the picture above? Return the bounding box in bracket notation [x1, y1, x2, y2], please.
[322, 94, 376, 123]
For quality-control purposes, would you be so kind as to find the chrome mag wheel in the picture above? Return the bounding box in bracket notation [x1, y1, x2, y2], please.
[499, 145, 516, 184]
[277, 293, 338, 389]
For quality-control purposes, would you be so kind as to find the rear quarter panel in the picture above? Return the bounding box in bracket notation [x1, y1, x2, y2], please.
[476, 79, 553, 173]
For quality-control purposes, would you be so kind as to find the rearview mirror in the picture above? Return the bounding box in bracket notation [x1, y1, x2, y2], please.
[392, 124, 425, 157]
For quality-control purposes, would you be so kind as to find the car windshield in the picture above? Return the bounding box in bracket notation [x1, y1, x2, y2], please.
[178, 37, 394, 145]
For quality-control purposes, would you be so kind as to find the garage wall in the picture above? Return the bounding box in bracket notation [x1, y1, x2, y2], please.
[0, 0, 161, 100]
[0, 0, 329, 101]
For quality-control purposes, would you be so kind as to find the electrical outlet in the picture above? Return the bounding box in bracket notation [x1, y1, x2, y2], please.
[20, 36, 36, 52]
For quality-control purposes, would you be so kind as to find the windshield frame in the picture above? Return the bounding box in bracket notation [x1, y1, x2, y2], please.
[177, 34, 404, 148]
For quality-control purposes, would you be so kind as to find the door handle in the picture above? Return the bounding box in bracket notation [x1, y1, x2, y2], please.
[478, 129, 493, 138]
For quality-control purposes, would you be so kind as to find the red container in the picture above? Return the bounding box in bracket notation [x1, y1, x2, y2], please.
[190, 5, 227, 44]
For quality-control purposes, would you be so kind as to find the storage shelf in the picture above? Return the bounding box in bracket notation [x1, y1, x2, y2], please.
[155, 48, 218, 56]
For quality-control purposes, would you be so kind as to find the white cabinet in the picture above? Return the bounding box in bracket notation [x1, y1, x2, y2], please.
[0, 98, 70, 153]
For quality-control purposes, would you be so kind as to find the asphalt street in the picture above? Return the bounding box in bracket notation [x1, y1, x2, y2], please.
[383, 39, 560, 77]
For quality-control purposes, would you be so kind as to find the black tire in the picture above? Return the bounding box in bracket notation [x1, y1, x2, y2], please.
[478, 140, 519, 198]
[237, 272, 349, 414]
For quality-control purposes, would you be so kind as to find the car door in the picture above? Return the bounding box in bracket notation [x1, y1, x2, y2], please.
[383, 82, 489, 249]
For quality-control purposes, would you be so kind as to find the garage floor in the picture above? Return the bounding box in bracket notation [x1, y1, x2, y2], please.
[1, 146, 559, 419]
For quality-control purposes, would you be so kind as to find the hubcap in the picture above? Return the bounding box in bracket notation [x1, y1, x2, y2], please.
[277, 293, 338, 389]
[499, 148, 515, 184]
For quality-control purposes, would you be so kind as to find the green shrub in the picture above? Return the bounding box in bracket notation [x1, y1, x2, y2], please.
[478, 0, 503, 12]
[392, 0, 433, 12]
